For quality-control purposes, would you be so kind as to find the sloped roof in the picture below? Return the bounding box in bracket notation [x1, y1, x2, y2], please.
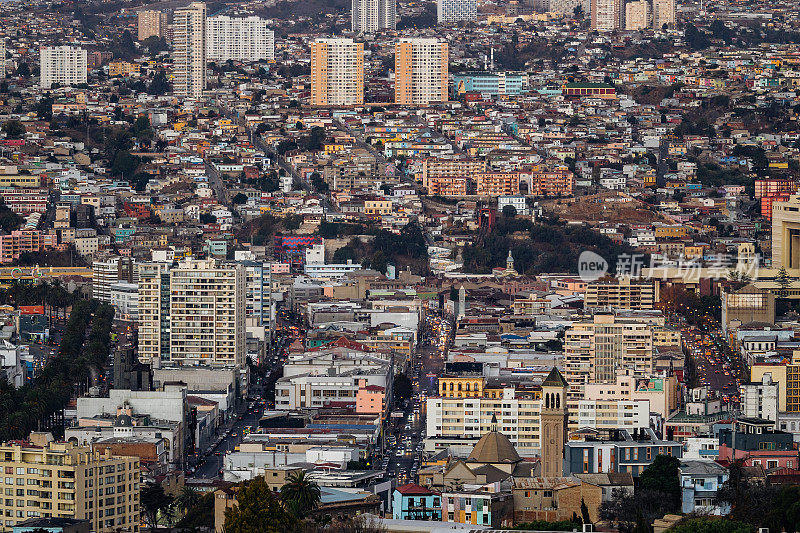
[396, 483, 438, 496]
[467, 430, 521, 464]
[542, 367, 568, 388]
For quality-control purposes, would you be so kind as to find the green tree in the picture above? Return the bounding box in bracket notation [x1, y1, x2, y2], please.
[111, 150, 140, 179]
[225, 476, 296, 533]
[232, 193, 249, 205]
[0, 200, 22, 233]
[638, 455, 681, 512]
[175, 492, 214, 529]
[666, 517, 753, 533]
[142, 36, 168, 55]
[393, 373, 413, 404]
[502, 204, 517, 218]
[632, 511, 652, 533]
[580, 497, 591, 525]
[140, 482, 174, 531]
[776, 266, 792, 295]
[16, 62, 30, 77]
[147, 70, 170, 95]
[175, 485, 202, 515]
[1, 120, 26, 139]
[280, 470, 321, 519]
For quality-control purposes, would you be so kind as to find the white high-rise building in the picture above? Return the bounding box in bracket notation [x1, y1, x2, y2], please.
[137, 258, 246, 367]
[173, 1, 206, 98]
[652, 0, 676, 29]
[206, 15, 275, 62]
[40, 46, 87, 89]
[352, 0, 396, 33]
[437, 0, 476, 23]
[625, 0, 649, 30]
[549, 0, 590, 16]
[137, 10, 168, 41]
[741, 372, 779, 425]
[591, 0, 622, 31]
[0, 40, 5, 78]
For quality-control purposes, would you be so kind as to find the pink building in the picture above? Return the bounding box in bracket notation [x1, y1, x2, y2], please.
[718, 419, 798, 470]
[356, 384, 385, 415]
[0, 230, 57, 263]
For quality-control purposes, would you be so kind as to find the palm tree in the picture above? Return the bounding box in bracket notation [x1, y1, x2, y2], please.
[175, 485, 201, 515]
[140, 482, 174, 531]
[280, 470, 321, 519]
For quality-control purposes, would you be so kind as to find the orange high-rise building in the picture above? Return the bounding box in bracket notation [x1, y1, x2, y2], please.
[395, 38, 448, 106]
[311, 38, 364, 106]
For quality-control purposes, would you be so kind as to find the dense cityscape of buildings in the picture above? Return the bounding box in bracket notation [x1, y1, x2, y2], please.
[0, 0, 799, 530]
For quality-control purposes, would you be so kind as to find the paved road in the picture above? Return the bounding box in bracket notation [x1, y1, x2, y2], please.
[684, 328, 741, 406]
[192, 408, 263, 479]
[205, 161, 229, 206]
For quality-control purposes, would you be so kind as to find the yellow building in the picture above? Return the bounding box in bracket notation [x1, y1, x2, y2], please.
[109, 61, 140, 77]
[394, 38, 448, 106]
[0, 434, 140, 533]
[310, 38, 363, 107]
[439, 375, 484, 398]
[751, 352, 800, 413]
[364, 199, 392, 216]
[654, 225, 689, 239]
[0, 175, 40, 188]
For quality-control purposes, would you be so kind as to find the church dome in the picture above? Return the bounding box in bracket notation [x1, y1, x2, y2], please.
[467, 415, 521, 464]
[114, 414, 133, 427]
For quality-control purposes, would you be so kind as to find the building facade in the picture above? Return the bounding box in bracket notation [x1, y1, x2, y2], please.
[40, 46, 87, 89]
[584, 278, 658, 311]
[173, 2, 206, 98]
[564, 428, 683, 477]
[206, 16, 275, 62]
[137, 258, 245, 367]
[0, 436, 140, 533]
[624, 0, 649, 30]
[395, 38, 448, 107]
[137, 10, 168, 40]
[310, 39, 364, 106]
[352, 0, 396, 33]
[590, 0, 622, 31]
[652, 0, 676, 28]
[564, 314, 654, 398]
[437, 0, 477, 23]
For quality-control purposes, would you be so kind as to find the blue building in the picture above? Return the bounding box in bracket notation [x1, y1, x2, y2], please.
[392, 483, 441, 521]
[680, 460, 730, 515]
[452, 71, 527, 97]
[564, 428, 683, 477]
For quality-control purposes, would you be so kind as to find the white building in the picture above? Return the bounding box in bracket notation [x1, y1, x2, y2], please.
[437, 0, 476, 23]
[498, 195, 528, 216]
[624, 0, 649, 30]
[173, 1, 207, 98]
[591, 0, 622, 31]
[206, 15, 275, 62]
[352, 0, 396, 33]
[40, 46, 87, 89]
[92, 256, 137, 303]
[110, 282, 139, 320]
[652, 0, 676, 28]
[137, 258, 246, 367]
[304, 261, 361, 279]
[741, 372, 779, 425]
